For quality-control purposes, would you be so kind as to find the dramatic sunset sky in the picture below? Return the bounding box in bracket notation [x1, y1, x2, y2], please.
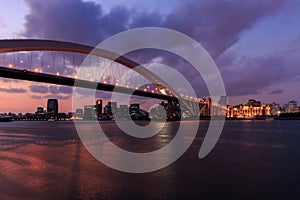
[0, 0, 300, 113]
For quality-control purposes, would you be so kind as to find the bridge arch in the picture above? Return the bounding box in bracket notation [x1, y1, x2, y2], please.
[0, 39, 173, 96]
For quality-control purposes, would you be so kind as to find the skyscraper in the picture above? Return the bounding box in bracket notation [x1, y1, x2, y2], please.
[47, 99, 58, 117]
[108, 102, 117, 115]
[96, 99, 102, 118]
[84, 105, 96, 120]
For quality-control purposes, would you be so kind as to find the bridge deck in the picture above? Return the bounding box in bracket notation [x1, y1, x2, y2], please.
[0, 66, 178, 101]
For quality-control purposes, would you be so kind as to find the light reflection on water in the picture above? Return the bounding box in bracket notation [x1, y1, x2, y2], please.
[0, 120, 300, 199]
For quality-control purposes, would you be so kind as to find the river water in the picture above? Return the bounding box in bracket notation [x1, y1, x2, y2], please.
[0, 120, 300, 200]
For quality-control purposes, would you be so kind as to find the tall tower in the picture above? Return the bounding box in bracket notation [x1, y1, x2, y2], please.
[96, 99, 102, 118]
[47, 99, 58, 118]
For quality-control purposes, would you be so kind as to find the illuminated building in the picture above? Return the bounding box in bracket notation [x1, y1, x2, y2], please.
[226, 99, 271, 118]
[270, 102, 281, 116]
[96, 99, 102, 118]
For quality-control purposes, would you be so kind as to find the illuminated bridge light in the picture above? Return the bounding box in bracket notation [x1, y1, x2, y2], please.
[34, 68, 39, 73]
[8, 64, 13, 68]
[104, 80, 107, 84]
[56, 72, 60, 76]
[74, 75, 78, 79]
[160, 89, 167, 95]
[151, 90, 154, 93]
[135, 87, 139, 90]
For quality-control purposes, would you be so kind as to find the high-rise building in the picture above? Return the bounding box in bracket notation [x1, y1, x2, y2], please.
[47, 99, 58, 117]
[84, 105, 96, 120]
[96, 99, 102, 118]
[119, 105, 129, 118]
[108, 102, 117, 115]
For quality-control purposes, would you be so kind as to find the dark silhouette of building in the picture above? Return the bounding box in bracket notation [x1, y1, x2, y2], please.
[36, 107, 44, 114]
[129, 103, 140, 119]
[129, 103, 140, 115]
[108, 102, 117, 115]
[47, 99, 58, 118]
[96, 99, 102, 118]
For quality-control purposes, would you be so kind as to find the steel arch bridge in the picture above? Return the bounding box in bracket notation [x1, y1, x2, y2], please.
[0, 39, 215, 117]
[0, 39, 172, 93]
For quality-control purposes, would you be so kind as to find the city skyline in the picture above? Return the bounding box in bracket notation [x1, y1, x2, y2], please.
[1, 97, 298, 117]
[1, 0, 300, 112]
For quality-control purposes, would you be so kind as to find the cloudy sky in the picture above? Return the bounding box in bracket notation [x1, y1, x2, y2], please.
[0, 0, 300, 113]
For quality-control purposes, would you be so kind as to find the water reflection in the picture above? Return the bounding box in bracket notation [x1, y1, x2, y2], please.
[0, 121, 300, 199]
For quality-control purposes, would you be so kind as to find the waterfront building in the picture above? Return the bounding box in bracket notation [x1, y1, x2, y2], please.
[36, 107, 45, 114]
[270, 102, 281, 116]
[284, 100, 299, 113]
[47, 99, 58, 117]
[75, 108, 84, 119]
[84, 105, 96, 120]
[129, 103, 140, 115]
[109, 102, 117, 115]
[226, 99, 271, 118]
[103, 102, 117, 115]
[96, 99, 102, 118]
[119, 105, 129, 118]
[129, 103, 140, 119]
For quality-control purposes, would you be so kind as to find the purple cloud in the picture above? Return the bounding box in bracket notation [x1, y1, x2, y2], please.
[24, 0, 103, 45]
[43, 94, 70, 100]
[21, 0, 299, 102]
[268, 88, 283, 95]
[164, 0, 286, 58]
[59, 86, 73, 94]
[49, 85, 60, 94]
[29, 85, 49, 94]
[0, 87, 27, 93]
[30, 95, 43, 99]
